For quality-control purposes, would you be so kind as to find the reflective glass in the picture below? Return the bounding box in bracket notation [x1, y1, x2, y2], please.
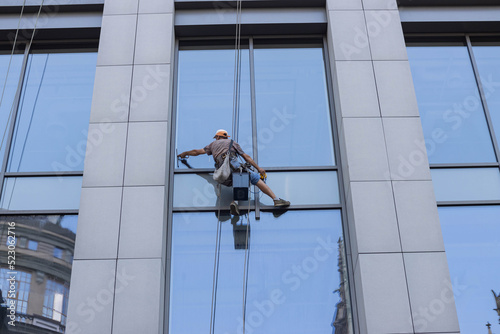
[438, 206, 500, 334]
[0, 176, 82, 210]
[173, 173, 254, 208]
[254, 48, 335, 167]
[473, 45, 500, 150]
[176, 49, 252, 169]
[259, 171, 339, 206]
[407, 46, 496, 163]
[169, 210, 352, 334]
[431, 168, 500, 201]
[0, 215, 77, 331]
[0, 54, 24, 169]
[7, 52, 97, 172]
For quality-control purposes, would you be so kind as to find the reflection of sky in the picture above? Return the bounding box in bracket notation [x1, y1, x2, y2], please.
[169, 210, 344, 334]
[7, 52, 97, 172]
[176, 49, 252, 169]
[407, 47, 496, 164]
[175, 47, 335, 169]
[474, 46, 500, 151]
[254, 48, 335, 167]
[0, 54, 24, 168]
[438, 206, 500, 333]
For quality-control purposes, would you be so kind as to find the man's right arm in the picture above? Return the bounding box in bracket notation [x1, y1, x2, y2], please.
[178, 149, 206, 158]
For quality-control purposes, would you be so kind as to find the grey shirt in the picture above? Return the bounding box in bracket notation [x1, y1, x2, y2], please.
[204, 139, 245, 166]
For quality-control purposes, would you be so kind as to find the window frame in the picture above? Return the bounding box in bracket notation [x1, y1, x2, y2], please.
[165, 35, 354, 334]
[0, 41, 98, 215]
[406, 33, 500, 206]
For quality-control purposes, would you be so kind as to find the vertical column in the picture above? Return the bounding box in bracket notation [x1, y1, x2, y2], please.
[67, 0, 175, 333]
[326, 0, 460, 333]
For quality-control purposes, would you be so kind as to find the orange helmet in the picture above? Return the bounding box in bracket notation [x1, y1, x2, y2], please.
[213, 129, 230, 138]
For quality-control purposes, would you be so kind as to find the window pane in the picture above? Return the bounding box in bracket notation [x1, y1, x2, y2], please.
[175, 49, 252, 169]
[473, 45, 500, 149]
[0, 215, 77, 329]
[7, 52, 97, 172]
[254, 48, 335, 167]
[173, 173, 254, 208]
[431, 168, 500, 201]
[407, 46, 496, 164]
[259, 171, 339, 206]
[438, 206, 500, 334]
[169, 210, 351, 334]
[0, 54, 24, 168]
[0, 176, 82, 210]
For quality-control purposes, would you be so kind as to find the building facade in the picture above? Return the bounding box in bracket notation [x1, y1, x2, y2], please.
[0, 0, 499, 333]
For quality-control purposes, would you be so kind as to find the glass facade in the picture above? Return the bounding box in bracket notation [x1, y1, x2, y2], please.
[408, 38, 500, 333]
[170, 39, 351, 334]
[0, 46, 96, 333]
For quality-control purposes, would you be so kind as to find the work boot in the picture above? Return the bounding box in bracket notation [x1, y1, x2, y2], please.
[273, 198, 290, 207]
[230, 201, 240, 215]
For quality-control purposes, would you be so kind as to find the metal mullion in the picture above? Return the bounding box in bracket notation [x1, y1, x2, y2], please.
[466, 35, 500, 164]
[172, 204, 341, 213]
[0, 43, 30, 200]
[430, 162, 500, 169]
[249, 36, 260, 219]
[437, 200, 500, 207]
[173, 166, 338, 173]
[5, 171, 83, 177]
[0, 209, 79, 215]
[164, 38, 180, 334]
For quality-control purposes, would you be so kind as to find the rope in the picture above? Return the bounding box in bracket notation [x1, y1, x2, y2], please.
[0, 0, 27, 158]
[0, 0, 45, 160]
[231, 0, 243, 142]
[209, 184, 223, 334]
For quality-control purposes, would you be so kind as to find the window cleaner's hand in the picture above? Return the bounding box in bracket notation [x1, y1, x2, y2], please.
[257, 167, 266, 179]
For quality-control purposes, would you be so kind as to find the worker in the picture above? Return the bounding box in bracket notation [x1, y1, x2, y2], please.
[177, 129, 290, 215]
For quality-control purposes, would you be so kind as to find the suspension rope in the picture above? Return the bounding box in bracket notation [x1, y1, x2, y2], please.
[0, 0, 45, 159]
[210, 1, 246, 333]
[231, 0, 243, 142]
[0, 0, 27, 158]
[209, 184, 224, 334]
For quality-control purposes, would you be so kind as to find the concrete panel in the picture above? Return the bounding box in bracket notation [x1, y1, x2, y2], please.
[103, 0, 138, 15]
[97, 14, 137, 66]
[392, 181, 445, 252]
[382, 117, 432, 181]
[356, 253, 413, 333]
[328, 10, 371, 61]
[365, 10, 407, 60]
[404, 252, 460, 333]
[90, 65, 132, 123]
[335, 61, 380, 117]
[343, 118, 390, 181]
[139, 0, 174, 13]
[361, 0, 397, 10]
[129, 64, 171, 122]
[82, 123, 127, 187]
[373, 60, 419, 117]
[118, 186, 165, 258]
[75, 187, 122, 260]
[66, 260, 116, 334]
[112, 259, 162, 334]
[351, 181, 402, 253]
[326, 0, 362, 10]
[124, 121, 168, 186]
[135, 13, 173, 65]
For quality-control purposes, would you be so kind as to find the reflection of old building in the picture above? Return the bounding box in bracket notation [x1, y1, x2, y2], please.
[0, 216, 76, 333]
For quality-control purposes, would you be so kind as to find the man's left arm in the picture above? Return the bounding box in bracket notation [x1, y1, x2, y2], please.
[241, 153, 266, 176]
